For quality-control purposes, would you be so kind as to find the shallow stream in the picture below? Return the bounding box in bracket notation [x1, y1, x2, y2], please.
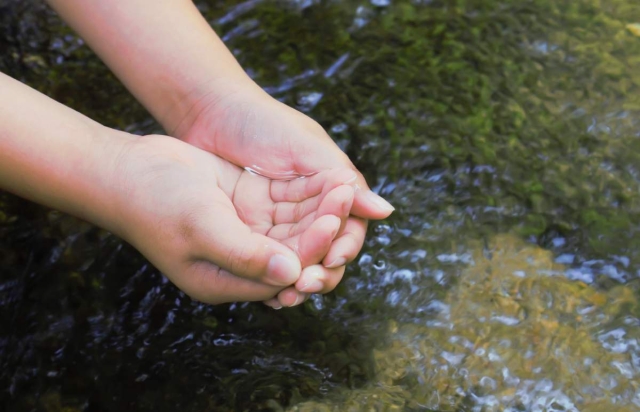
[2, 0, 640, 410]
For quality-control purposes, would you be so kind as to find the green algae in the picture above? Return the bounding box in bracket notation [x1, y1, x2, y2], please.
[2, 0, 640, 410]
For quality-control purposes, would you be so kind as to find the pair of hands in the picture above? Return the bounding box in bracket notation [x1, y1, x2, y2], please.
[38, 0, 392, 308]
[118, 82, 393, 309]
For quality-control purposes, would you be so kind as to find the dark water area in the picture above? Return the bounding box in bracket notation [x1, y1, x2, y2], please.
[2, 0, 640, 410]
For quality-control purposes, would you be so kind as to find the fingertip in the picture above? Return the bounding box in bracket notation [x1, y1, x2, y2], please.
[296, 266, 324, 293]
[323, 217, 367, 267]
[263, 298, 283, 310]
[295, 214, 341, 268]
[295, 265, 345, 294]
[298, 280, 324, 293]
[318, 184, 355, 220]
[352, 189, 394, 219]
[326, 214, 342, 240]
[266, 251, 301, 286]
[277, 287, 308, 307]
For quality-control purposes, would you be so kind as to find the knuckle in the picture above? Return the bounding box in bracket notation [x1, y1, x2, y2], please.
[226, 241, 254, 276]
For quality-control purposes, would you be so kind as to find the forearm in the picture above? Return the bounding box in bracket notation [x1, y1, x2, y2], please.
[0, 72, 130, 233]
[46, 0, 252, 135]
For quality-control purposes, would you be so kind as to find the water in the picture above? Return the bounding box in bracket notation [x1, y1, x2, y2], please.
[2, 0, 640, 410]
[243, 165, 315, 180]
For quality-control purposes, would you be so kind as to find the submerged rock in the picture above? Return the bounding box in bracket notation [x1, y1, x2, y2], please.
[627, 23, 640, 37]
[290, 234, 640, 411]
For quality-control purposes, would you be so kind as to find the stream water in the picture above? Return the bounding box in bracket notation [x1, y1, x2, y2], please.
[2, 0, 640, 411]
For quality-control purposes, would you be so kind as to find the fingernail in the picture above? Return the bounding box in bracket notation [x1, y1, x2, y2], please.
[267, 254, 299, 285]
[264, 299, 283, 310]
[325, 257, 346, 268]
[299, 280, 324, 293]
[343, 172, 358, 184]
[288, 294, 303, 307]
[365, 191, 395, 211]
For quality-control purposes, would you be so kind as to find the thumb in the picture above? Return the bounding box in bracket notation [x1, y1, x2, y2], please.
[192, 207, 302, 287]
[351, 172, 395, 219]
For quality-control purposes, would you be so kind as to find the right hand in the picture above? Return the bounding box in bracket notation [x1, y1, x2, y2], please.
[110, 134, 357, 307]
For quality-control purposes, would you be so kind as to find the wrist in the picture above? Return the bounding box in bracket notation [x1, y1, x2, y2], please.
[167, 74, 265, 142]
[64, 127, 137, 238]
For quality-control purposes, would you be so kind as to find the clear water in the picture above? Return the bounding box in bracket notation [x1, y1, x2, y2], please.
[243, 165, 315, 180]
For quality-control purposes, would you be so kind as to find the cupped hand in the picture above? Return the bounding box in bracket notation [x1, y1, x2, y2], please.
[173, 80, 395, 295]
[112, 134, 356, 306]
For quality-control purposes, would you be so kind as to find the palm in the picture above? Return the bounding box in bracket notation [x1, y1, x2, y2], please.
[222, 167, 356, 269]
[119, 135, 354, 305]
[173, 83, 394, 307]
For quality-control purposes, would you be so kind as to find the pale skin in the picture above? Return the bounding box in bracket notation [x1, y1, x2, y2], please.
[1, 0, 394, 308]
[0, 72, 356, 306]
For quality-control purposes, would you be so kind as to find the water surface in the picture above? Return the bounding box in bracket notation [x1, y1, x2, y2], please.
[2, 0, 640, 410]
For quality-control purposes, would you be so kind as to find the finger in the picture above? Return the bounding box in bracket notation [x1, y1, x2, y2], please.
[273, 183, 354, 225]
[267, 212, 317, 241]
[316, 184, 354, 224]
[273, 194, 321, 225]
[293, 186, 353, 267]
[268, 184, 354, 240]
[323, 216, 368, 268]
[349, 171, 395, 219]
[179, 261, 283, 305]
[269, 214, 340, 266]
[262, 294, 310, 309]
[263, 297, 283, 310]
[276, 287, 308, 308]
[295, 264, 346, 294]
[270, 168, 357, 203]
[295, 214, 340, 267]
[193, 206, 302, 287]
